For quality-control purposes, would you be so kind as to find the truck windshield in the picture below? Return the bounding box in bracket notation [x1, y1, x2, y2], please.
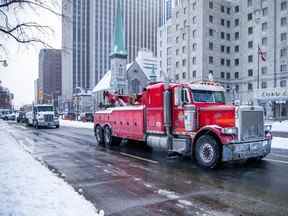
[192, 90, 225, 103]
[36, 106, 54, 112]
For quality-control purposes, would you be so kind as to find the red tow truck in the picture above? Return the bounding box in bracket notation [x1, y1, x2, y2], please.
[94, 81, 272, 168]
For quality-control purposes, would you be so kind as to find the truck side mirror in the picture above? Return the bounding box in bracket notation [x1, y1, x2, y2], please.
[174, 87, 183, 106]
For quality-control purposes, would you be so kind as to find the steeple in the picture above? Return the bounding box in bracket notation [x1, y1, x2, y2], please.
[111, 0, 127, 57]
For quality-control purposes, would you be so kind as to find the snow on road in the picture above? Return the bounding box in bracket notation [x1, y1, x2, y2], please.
[0, 126, 103, 216]
[268, 120, 288, 132]
[272, 137, 288, 150]
[60, 119, 94, 129]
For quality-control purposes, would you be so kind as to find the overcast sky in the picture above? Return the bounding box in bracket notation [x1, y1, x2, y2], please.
[0, 7, 61, 108]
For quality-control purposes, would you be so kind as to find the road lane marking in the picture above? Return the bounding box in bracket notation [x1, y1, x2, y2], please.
[263, 158, 288, 165]
[270, 153, 288, 159]
[120, 152, 159, 164]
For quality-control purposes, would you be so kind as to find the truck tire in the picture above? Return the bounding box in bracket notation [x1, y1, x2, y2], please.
[103, 126, 122, 147]
[195, 135, 221, 169]
[95, 125, 104, 146]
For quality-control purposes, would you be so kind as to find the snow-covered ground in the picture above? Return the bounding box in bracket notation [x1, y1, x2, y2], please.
[0, 128, 103, 216]
[60, 119, 94, 129]
[272, 137, 288, 150]
[268, 120, 288, 132]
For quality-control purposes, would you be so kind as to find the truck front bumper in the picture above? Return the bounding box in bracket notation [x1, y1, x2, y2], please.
[38, 121, 59, 127]
[222, 139, 271, 162]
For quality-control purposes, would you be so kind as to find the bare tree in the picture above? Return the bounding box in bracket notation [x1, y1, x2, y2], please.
[0, 0, 61, 52]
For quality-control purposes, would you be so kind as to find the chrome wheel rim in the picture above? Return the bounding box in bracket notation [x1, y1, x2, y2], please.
[199, 143, 214, 163]
[104, 128, 111, 144]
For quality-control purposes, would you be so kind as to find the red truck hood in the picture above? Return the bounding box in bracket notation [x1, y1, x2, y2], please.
[198, 105, 236, 128]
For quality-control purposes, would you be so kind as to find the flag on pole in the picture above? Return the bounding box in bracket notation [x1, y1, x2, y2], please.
[258, 46, 266, 62]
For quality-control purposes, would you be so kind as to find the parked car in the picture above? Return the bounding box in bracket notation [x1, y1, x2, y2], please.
[80, 112, 94, 122]
[63, 112, 76, 120]
[4, 112, 16, 121]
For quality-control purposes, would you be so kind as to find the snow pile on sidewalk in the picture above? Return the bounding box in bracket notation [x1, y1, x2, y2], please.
[268, 120, 288, 132]
[60, 119, 94, 129]
[0, 129, 103, 216]
[272, 137, 288, 150]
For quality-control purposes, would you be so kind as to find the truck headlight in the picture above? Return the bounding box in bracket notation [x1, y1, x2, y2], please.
[264, 124, 272, 132]
[222, 127, 238, 135]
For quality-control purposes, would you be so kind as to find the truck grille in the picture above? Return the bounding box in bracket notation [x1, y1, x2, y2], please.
[44, 114, 54, 122]
[240, 110, 264, 141]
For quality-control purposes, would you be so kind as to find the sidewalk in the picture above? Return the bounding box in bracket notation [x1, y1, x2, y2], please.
[0, 123, 103, 216]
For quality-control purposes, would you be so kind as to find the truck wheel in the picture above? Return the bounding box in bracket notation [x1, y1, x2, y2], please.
[104, 126, 112, 147]
[195, 135, 220, 169]
[95, 125, 104, 146]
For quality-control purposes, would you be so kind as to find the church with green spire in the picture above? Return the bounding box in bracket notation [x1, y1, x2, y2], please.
[92, 0, 159, 99]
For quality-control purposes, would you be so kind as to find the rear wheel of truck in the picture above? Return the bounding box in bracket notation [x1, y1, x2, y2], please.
[95, 125, 104, 146]
[103, 126, 121, 147]
[195, 135, 221, 169]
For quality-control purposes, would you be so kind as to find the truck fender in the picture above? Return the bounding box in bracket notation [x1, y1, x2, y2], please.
[192, 125, 235, 152]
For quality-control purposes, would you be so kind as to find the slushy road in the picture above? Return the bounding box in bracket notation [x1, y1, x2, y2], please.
[3, 120, 288, 216]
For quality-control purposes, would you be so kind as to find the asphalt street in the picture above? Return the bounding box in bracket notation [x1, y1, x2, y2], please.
[2, 120, 288, 216]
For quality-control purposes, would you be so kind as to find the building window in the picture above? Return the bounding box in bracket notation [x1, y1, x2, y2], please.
[248, 69, 253, 76]
[226, 46, 230, 54]
[176, 61, 179, 68]
[235, 72, 239, 79]
[280, 80, 287, 87]
[209, 15, 213, 23]
[184, 7, 187, 14]
[176, 36, 179, 43]
[221, 58, 225, 65]
[209, 0, 213, 9]
[248, 0, 252, 7]
[193, 70, 197, 78]
[192, 43, 197, 50]
[182, 72, 186, 79]
[235, 45, 239, 52]
[235, 19, 239, 26]
[234, 59, 239, 66]
[209, 56, 214, 64]
[262, 37, 268, 46]
[175, 74, 179, 80]
[281, 32, 287, 41]
[280, 64, 287, 72]
[281, 1, 287, 11]
[262, 22, 268, 31]
[176, 49, 179, 55]
[261, 66, 268, 74]
[182, 59, 186, 66]
[192, 57, 196, 64]
[209, 42, 213, 50]
[227, 7, 231, 14]
[193, 16, 197, 24]
[182, 33, 186, 40]
[235, 5, 240, 13]
[221, 45, 225, 53]
[248, 83, 253, 91]
[221, 19, 225, 26]
[182, 46, 186, 53]
[221, 5, 225, 13]
[184, 20, 187, 26]
[227, 20, 230, 28]
[226, 33, 231, 41]
[248, 13, 253, 21]
[248, 55, 253, 63]
[248, 41, 253, 48]
[131, 79, 141, 94]
[226, 72, 231, 80]
[262, 7, 268, 16]
[209, 28, 214, 37]
[221, 72, 225, 78]
[226, 59, 231, 66]
[248, 26, 253, 35]
[193, 30, 197, 38]
[235, 32, 240, 40]
[280, 48, 287, 57]
[221, 32, 225, 39]
[281, 17, 287, 26]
